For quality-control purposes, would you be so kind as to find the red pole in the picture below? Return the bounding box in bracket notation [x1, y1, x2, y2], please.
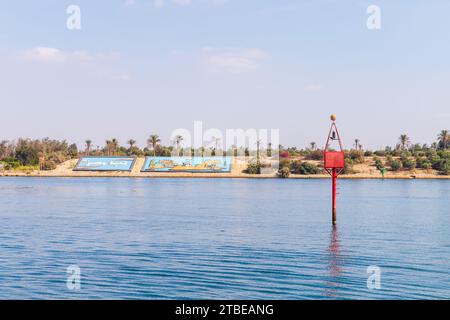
[332, 168, 337, 225]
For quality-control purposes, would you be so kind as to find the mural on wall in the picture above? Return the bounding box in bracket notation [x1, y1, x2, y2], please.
[73, 156, 136, 171]
[141, 157, 232, 173]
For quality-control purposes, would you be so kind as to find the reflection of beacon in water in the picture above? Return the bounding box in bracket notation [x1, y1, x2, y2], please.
[324, 226, 343, 298]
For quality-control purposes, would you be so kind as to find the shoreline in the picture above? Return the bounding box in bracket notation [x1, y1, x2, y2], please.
[1, 172, 449, 180]
[1, 158, 449, 180]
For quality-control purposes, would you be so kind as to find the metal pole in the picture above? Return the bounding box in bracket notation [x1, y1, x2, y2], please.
[332, 168, 337, 225]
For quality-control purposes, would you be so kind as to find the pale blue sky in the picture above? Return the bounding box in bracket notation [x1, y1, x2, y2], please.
[0, 0, 449, 149]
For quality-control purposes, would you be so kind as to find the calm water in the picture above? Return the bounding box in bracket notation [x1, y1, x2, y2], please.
[0, 177, 449, 299]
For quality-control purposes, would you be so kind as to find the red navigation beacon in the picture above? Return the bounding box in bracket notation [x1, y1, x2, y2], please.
[324, 114, 345, 225]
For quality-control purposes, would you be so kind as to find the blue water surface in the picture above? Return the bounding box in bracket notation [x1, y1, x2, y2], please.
[0, 177, 449, 299]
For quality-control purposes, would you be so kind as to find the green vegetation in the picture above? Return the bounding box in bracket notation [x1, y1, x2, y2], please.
[277, 167, 290, 178]
[303, 150, 323, 161]
[390, 159, 402, 171]
[290, 161, 321, 175]
[400, 155, 416, 170]
[342, 158, 354, 174]
[1, 130, 449, 175]
[245, 162, 261, 174]
[0, 138, 77, 171]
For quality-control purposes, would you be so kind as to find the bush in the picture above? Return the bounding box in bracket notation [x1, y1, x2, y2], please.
[386, 155, 393, 166]
[290, 160, 301, 173]
[279, 151, 290, 159]
[422, 161, 432, 170]
[364, 151, 373, 157]
[374, 150, 386, 157]
[433, 159, 450, 175]
[346, 150, 365, 164]
[304, 150, 323, 161]
[400, 156, 416, 170]
[2, 157, 21, 170]
[291, 161, 321, 175]
[413, 151, 426, 158]
[279, 158, 291, 169]
[14, 165, 39, 172]
[437, 150, 450, 159]
[42, 160, 57, 171]
[390, 159, 402, 171]
[391, 149, 406, 157]
[428, 155, 441, 167]
[440, 162, 450, 175]
[342, 158, 354, 174]
[277, 167, 290, 178]
[416, 157, 431, 169]
[245, 162, 261, 174]
[374, 158, 384, 170]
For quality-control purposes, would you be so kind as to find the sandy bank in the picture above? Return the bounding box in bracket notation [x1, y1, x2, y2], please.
[1, 157, 449, 179]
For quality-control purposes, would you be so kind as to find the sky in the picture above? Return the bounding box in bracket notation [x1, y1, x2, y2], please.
[0, 0, 449, 150]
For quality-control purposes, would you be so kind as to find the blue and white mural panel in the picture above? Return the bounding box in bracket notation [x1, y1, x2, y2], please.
[74, 157, 136, 171]
[141, 157, 232, 173]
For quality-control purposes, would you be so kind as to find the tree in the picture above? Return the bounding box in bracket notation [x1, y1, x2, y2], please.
[127, 139, 136, 149]
[14, 138, 40, 165]
[105, 139, 119, 156]
[109, 139, 119, 155]
[267, 142, 272, 157]
[438, 130, 449, 150]
[147, 135, 161, 156]
[399, 134, 410, 150]
[85, 140, 92, 155]
[0, 140, 9, 159]
[174, 135, 183, 155]
[105, 140, 112, 156]
[354, 139, 360, 150]
[68, 143, 78, 157]
[256, 140, 261, 165]
[310, 142, 316, 150]
[212, 137, 221, 156]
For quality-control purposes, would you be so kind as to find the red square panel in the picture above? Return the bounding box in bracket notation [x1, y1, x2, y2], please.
[324, 151, 345, 169]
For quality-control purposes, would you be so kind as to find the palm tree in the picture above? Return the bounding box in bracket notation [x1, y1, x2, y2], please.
[127, 139, 136, 156]
[399, 134, 410, 150]
[211, 137, 221, 156]
[174, 135, 183, 155]
[267, 142, 272, 157]
[105, 140, 112, 156]
[310, 142, 316, 150]
[438, 130, 449, 150]
[127, 139, 136, 149]
[256, 140, 261, 165]
[354, 139, 360, 150]
[147, 134, 161, 156]
[111, 138, 119, 155]
[85, 139, 92, 155]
